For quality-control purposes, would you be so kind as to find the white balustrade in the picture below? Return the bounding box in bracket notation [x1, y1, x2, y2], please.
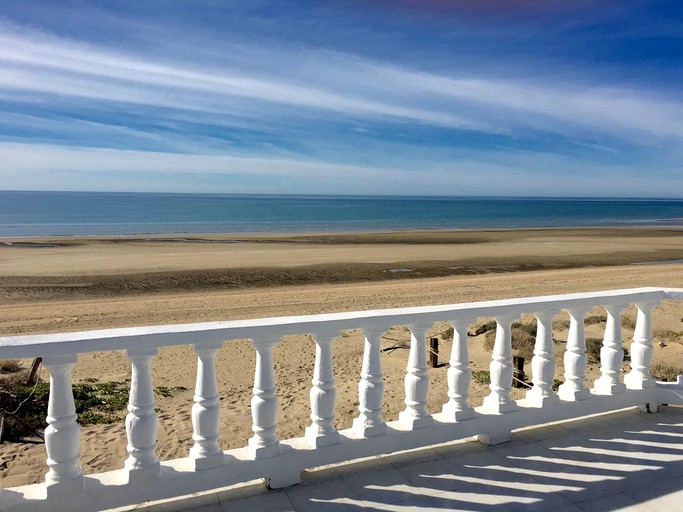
[1, 287, 682, 512]
[352, 328, 387, 437]
[625, 301, 657, 390]
[124, 347, 160, 481]
[248, 339, 281, 458]
[399, 326, 433, 429]
[305, 335, 339, 447]
[43, 355, 84, 496]
[442, 318, 474, 421]
[190, 341, 224, 470]
[526, 311, 559, 407]
[481, 314, 518, 414]
[558, 307, 590, 401]
[593, 304, 627, 395]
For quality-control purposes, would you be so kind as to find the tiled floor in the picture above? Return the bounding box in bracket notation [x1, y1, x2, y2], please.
[179, 406, 683, 512]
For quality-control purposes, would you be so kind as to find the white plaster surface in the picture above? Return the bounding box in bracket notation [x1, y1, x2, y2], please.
[129, 406, 683, 511]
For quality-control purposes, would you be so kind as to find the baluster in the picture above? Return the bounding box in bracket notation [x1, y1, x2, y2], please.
[305, 335, 340, 447]
[558, 307, 590, 401]
[625, 301, 658, 390]
[481, 314, 518, 414]
[352, 328, 387, 437]
[593, 304, 627, 395]
[442, 318, 474, 421]
[43, 355, 84, 496]
[526, 311, 559, 407]
[248, 339, 281, 458]
[190, 341, 224, 470]
[399, 326, 433, 429]
[124, 347, 160, 481]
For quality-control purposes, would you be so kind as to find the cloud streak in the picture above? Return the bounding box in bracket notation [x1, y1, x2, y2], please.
[2, 142, 680, 198]
[0, 1, 681, 196]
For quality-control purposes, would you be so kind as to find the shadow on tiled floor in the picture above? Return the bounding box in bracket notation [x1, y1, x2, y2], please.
[182, 406, 683, 512]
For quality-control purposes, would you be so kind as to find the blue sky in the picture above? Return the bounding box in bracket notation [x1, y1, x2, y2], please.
[0, 0, 682, 197]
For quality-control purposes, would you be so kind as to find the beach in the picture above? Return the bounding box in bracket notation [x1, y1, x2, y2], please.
[1, 227, 683, 488]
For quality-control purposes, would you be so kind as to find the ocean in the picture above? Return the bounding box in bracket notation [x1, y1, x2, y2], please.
[0, 190, 682, 238]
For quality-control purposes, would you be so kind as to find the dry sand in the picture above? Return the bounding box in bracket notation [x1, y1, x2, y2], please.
[1, 228, 683, 488]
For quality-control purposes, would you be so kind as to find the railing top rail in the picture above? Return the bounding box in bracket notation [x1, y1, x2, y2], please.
[1, 287, 681, 358]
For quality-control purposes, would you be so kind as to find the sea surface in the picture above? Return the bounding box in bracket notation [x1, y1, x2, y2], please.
[1, 190, 682, 238]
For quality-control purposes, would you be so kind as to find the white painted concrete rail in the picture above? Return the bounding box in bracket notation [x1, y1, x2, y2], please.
[1, 287, 682, 511]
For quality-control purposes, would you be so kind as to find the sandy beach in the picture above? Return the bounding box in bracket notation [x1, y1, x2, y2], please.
[1, 227, 683, 488]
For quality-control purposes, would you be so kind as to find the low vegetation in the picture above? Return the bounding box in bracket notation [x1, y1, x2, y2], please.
[651, 363, 682, 382]
[0, 377, 187, 440]
[585, 337, 603, 363]
[471, 370, 491, 385]
[482, 322, 538, 360]
[654, 329, 683, 344]
[0, 359, 22, 374]
[552, 314, 637, 331]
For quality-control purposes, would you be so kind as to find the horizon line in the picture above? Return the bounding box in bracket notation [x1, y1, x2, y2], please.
[1, 189, 682, 202]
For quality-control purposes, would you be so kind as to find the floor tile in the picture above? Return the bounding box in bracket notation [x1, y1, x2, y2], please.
[222, 490, 295, 512]
[428, 483, 515, 511]
[395, 458, 470, 496]
[360, 493, 436, 511]
[285, 479, 363, 512]
[576, 491, 651, 512]
[340, 467, 418, 505]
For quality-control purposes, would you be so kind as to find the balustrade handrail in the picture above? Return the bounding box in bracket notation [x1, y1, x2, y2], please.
[2, 287, 681, 359]
[2, 286, 683, 512]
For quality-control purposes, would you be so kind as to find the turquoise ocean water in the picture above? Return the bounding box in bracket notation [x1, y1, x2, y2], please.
[0, 191, 682, 237]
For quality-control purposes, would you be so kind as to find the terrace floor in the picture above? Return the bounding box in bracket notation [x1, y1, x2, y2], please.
[122, 406, 683, 512]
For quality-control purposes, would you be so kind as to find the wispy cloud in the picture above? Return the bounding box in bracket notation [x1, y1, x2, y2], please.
[0, 1, 681, 196]
[2, 142, 680, 198]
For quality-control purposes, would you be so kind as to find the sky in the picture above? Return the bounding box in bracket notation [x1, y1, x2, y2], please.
[0, 0, 682, 197]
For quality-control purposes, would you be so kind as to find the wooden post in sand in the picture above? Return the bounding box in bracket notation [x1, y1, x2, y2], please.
[428, 337, 439, 368]
[25, 357, 42, 386]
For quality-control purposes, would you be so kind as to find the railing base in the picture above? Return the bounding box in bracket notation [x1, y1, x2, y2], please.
[2, 388, 664, 512]
[45, 476, 85, 499]
[190, 452, 225, 471]
[440, 404, 475, 422]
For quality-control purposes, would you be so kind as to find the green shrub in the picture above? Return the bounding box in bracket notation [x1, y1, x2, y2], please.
[552, 379, 563, 391]
[0, 379, 131, 440]
[154, 385, 188, 397]
[0, 379, 50, 439]
[472, 370, 491, 385]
